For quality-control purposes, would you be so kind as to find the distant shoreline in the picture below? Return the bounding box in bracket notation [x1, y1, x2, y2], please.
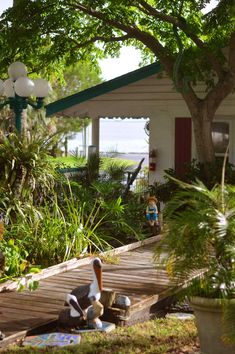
[101, 152, 149, 167]
[68, 119, 149, 160]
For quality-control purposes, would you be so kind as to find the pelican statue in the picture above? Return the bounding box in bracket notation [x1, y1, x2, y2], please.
[58, 294, 86, 329]
[58, 257, 104, 330]
[71, 257, 103, 304]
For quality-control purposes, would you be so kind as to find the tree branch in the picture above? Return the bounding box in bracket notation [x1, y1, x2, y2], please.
[203, 31, 235, 114]
[181, 84, 201, 111]
[205, 70, 235, 115]
[138, 0, 179, 26]
[67, 34, 131, 49]
[70, 2, 174, 73]
[137, 0, 224, 78]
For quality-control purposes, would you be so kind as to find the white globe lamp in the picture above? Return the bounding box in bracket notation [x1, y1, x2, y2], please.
[14, 77, 35, 97]
[0, 62, 51, 134]
[3, 79, 15, 98]
[8, 62, 27, 81]
[33, 79, 51, 97]
[0, 80, 4, 96]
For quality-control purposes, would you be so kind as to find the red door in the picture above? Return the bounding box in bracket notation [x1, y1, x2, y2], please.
[175, 118, 191, 177]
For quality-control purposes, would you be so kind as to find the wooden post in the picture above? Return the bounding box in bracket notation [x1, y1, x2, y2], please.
[91, 117, 100, 154]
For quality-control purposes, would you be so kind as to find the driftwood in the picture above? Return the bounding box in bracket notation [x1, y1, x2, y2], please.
[122, 158, 145, 199]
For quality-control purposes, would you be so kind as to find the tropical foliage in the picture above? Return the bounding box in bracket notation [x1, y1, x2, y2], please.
[1, 183, 126, 273]
[150, 158, 235, 203]
[0, 132, 145, 281]
[69, 155, 146, 245]
[155, 176, 235, 300]
[0, 132, 56, 220]
[154, 152, 235, 344]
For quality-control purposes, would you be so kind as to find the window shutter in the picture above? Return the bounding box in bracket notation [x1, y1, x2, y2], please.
[175, 118, 191, 177]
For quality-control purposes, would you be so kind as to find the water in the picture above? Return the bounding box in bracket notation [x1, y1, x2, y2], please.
[100, 118, 148, 153]
[67, 118, 149, 165]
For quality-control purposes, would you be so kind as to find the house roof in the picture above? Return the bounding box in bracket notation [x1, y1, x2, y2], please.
[45, 62, 162, 117]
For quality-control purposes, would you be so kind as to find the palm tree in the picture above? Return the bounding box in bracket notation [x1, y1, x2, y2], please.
[154, 174, 235, 352]
[155, 178, 235, 299]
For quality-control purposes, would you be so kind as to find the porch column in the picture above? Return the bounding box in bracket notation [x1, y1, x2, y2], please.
[91, 117, 100, 154]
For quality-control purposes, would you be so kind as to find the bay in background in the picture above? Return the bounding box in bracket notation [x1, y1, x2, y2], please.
[68, 118, 149, 166]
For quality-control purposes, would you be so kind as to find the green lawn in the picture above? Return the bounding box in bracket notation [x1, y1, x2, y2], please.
[49, 156, 86, 168]
[49, 156, 135, 169]
[1, 318, 199, 354]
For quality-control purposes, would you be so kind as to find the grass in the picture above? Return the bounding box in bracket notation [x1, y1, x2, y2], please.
[1, 318, 199, 354]
[49, 156, 86, 168]
[49, 156, 135, 169]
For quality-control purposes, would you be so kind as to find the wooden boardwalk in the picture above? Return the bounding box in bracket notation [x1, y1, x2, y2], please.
[0, 235, 177, 346]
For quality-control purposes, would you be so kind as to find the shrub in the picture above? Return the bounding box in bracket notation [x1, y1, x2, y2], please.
[150, 159, 235, 203]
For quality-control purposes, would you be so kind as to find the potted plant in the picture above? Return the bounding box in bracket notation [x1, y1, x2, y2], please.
[155, 170, 235, 354]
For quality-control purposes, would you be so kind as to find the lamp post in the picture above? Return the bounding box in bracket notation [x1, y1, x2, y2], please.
[0, 62, 51, 134]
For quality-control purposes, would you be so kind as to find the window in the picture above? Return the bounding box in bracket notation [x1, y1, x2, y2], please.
[211, 122, 229, 157]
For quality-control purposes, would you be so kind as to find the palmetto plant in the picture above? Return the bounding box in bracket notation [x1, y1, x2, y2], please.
[3, 179, 133, 268]
[154, 169, 235, 344]
[0, 132, 56, 219]
[100, 157, 135, 182]
[59, 179, 142, 257]
[155, 178, 235, 299]
[154, 174, 235, 298]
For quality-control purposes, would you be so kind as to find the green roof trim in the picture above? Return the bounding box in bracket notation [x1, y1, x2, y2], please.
[46, 62, 162, 117]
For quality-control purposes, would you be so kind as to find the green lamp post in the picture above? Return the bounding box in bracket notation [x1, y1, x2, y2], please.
[0, 62, 51, 134]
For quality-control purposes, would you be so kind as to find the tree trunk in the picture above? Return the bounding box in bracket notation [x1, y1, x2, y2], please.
[192, 110, 215, 165]
[64, 136, 68, 157]
[182, 90, 217, 166]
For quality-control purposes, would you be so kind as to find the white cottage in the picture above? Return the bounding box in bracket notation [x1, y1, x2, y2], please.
[46, 63, 235, 184]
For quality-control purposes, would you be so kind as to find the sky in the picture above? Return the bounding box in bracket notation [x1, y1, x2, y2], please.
[0, 0, 218, 80]
[0, 0, 12, 15]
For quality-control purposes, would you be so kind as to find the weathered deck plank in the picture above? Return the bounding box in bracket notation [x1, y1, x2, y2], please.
[0, 235, 177, 346]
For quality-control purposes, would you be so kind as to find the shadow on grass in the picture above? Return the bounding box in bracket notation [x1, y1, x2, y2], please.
[1, 318, 199, 354]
